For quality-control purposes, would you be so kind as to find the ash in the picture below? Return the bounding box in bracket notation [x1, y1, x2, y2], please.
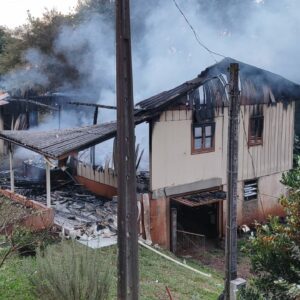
[0, 175, 118, 247]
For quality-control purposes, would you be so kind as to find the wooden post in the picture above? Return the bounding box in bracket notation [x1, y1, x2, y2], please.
[171, 207, 177, 254]
[9, 144, 14, 192]
[224, 63, 240, 300]
[116, 0, 139, 299]
[0, 107, 5, 154]
[90, 106, 98, 167]
[45, 158, 51, 208]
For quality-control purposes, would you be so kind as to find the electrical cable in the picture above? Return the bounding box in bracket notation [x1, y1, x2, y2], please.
[171, 0, 226, 63]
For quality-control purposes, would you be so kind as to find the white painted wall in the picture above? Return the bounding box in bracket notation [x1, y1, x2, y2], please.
[151, 102, 295, 191]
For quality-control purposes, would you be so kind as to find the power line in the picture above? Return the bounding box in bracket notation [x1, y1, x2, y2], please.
[171, 0, 226, 63]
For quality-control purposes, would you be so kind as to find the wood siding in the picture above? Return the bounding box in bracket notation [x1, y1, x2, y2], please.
[77, 161, 118, 188]
[238, 103, 294, 180]
[151, 102, 295, 191]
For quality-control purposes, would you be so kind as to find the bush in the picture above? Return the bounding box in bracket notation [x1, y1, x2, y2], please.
[30, 241, 113, 300]
[239, 157, 300, 299]
[0, 227, 54, 268]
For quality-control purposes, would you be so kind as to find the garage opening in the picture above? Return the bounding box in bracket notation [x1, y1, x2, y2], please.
[170, 189, 225, 253]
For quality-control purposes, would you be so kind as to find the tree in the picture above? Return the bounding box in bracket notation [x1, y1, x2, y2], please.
[240, 158, 300, 299]
[75, 0, 114, 22]
[0, 1, 115, 93]
[0, 27, 24, 76]
[18, 9, 80, 91]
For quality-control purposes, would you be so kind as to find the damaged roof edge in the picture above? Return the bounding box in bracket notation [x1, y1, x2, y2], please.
[1, 57, 300, 160]
[0, 116, 147, 160]
[136, 57, 300, 112]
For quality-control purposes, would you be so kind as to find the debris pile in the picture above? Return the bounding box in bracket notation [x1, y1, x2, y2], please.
[137, 170, 150, 192]
[2, 181, 118, 248]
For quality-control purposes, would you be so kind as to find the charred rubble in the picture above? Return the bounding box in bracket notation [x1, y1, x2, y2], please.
[0, 157, 118, 245]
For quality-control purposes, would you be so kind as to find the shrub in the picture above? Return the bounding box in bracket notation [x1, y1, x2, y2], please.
[239, 157, 300, 299]
[30, 241, 113, 300]
[0, 227, 54, 268]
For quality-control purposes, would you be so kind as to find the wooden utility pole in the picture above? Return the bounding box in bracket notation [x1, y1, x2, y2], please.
[116, 0, 139, 299]
[224, 63, 240, 300]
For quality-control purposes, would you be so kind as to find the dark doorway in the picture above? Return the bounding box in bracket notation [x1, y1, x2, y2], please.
[172, 201, 219, 238]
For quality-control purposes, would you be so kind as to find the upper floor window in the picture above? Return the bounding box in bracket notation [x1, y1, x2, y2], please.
[249, 112, 264, 146]
[192, 122, 215, 154]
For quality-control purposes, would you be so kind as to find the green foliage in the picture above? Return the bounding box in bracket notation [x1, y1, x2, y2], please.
[0, 255, 36, 300]
[18, 10, 79, 91]
[281, 154, 300, 189]
[293, 135, 300, 159]
[0, 242, 224, 299]
[240, 158, 300, 299]
[0, 27, 24, 75]
[0, 227, 55, 269]
[29, 241, 113, 300]
[238, 280, 265, 300]
[76, 0, 114, 22]
[0, 1, 115, 92]
[21, 10, 72, 55]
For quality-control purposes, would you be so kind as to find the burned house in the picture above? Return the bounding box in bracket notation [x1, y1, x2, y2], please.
[0, 57, 300, 250]
[133, 57, 300, 248]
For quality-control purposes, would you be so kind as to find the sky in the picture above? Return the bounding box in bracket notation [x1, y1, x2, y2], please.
[0, 0, 77, 28]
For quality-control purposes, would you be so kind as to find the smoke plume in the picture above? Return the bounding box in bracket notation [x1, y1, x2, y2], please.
[4, 0, 300, 169]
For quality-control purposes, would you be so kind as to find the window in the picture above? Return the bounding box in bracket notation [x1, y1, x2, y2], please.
[249, 113, 264, 146]
[244, 179, 258, 201]
[192, 123, 215, 154]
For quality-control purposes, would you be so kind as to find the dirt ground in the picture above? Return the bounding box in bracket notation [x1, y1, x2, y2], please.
[178, 237, 252, 279]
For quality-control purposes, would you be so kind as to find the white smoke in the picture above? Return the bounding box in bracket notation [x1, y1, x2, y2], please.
[0, 48, 50, 92]
[4, 0, 300, 170]
[54, 13, 115, 97]
[132, 0, 300, 95]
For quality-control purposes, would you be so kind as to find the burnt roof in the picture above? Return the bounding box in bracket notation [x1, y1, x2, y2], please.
[0, 115, 148, 160]
[135, 57, 300, 115]
[0, 122, 117, 160]
[135, 77, 205, 111]
[2, 58, 300, 160]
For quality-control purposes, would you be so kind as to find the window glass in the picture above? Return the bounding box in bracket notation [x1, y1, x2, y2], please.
[194, 138, 202, 149]
[250, 119, 256, 137]
[205, 125, 211, 136]
[249, 114, 264, 145]
[192, 123, 215, 153]
[257, 119, 263, 139]
[194, 126, 202, 138]
[205, 137, 212, 148]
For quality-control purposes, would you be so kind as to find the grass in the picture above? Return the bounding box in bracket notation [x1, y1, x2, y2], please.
[0, 252, 36, 300]
[0, 242, 223, 300]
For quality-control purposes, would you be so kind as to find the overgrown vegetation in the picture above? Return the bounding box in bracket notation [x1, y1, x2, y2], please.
[0, 196, 55, 268]
[0, 195, 32, 232]
[30, 241, 113, 300]
[239, 156, 300, 300]
[0, 242, 224, 300]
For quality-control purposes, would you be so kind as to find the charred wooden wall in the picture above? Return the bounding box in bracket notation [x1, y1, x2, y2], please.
[75, 161, 117, 198]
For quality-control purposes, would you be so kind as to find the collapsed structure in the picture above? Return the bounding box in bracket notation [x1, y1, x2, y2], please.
[1, 57, 300, 250]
